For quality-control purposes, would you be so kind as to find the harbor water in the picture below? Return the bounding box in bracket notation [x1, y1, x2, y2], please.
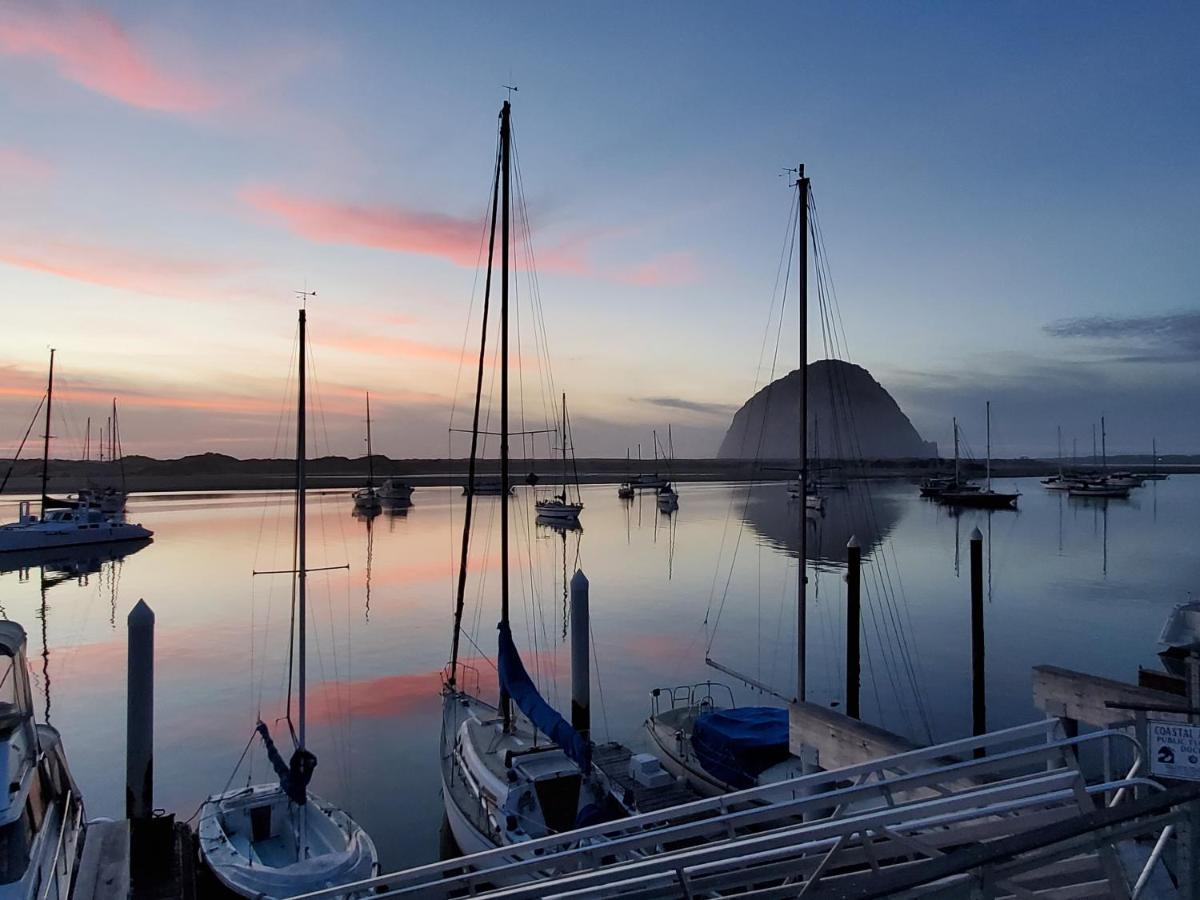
[0, 475, 1193, 869]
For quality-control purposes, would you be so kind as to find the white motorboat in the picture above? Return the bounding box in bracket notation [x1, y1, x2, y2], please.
[0, 501, 153, 553]
[0, 621, 86, 900]
[198, 306, 378, 898]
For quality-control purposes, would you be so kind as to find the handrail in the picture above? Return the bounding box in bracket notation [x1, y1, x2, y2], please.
[39, 789, 75, 900]
[298, 720, 1138, 899]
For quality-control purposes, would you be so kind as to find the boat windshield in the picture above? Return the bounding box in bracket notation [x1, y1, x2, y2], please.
[0, 657, 21, 726]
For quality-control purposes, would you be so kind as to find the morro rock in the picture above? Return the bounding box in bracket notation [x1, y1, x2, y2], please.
[717, 360, 935, 460]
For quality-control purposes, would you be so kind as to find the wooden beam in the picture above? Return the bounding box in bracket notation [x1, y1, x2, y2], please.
[789, 700, 918, 771]
[1032, 665, 1188, 728]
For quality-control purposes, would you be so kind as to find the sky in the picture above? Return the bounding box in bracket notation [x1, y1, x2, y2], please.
[1, 1, 1197, 460]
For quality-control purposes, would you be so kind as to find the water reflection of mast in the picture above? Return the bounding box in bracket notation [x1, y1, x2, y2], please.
[38, 571, 51, 724]
[364, 514, 374, 622]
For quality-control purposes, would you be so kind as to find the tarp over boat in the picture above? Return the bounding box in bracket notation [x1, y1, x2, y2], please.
[693, 707, 790, 789]
[497, 620, 590, 769]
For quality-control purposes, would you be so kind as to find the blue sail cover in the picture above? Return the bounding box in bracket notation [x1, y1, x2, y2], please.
[497, 621, 590, 769]
[692, 707, 790, 789]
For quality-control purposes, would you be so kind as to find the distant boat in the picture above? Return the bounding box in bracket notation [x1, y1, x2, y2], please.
[534, 393, 583, 525]
[352, 392, 382, 513]
[199, 307, 377, 898]
[655, 425, 679, 512]
[0, 621, 86, 899]
[0, 351, 152, 553]
[920, 418, 979, 498]
[938, 403, 1018, 509]
[1068, 481, 1130, 499]
[461, 476, 512, 496]
[377, 478, 414, 503]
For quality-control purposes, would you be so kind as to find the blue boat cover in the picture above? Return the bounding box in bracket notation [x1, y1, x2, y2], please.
[692, 707, 790, 789]
[497, 620, 590, 769]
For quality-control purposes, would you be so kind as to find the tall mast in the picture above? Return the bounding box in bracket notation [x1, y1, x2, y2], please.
[84, 417, 90, 462]
[985, 401, 992, 492]
[1101, 415, 1107, 472]
[795, 163, 809, 704]
[499, 99, 512, 731]
[296, 307, 308, 752]
[1153, 437, 1158, 474]
[39, 349, 55, 518]
[561, 393, 567, 498]
[365, 392, 374, 488]
[953, 417, 959, 484]
[1057, 425, 1062, 478]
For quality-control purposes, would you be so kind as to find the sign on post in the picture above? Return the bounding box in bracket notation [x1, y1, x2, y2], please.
[1149, 719, 1200, 781]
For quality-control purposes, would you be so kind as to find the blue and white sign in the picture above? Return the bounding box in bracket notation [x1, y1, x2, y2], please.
[1149, 720, 1200, 781]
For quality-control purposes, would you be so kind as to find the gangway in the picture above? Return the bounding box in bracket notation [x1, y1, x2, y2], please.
[297, 719, 1186, 899]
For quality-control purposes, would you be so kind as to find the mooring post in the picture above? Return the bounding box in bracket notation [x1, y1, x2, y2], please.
[127, 599, 154, 821]
[1179, 652, 1200, 895]
[570, 570, 590, 741]
[970, 527, 986, 753]
[845, 536, 861, 720]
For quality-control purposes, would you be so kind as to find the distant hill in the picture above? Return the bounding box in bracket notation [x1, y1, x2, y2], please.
[717, 360, 936, 460]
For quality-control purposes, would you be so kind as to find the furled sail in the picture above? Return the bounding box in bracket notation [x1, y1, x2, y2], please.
[497, 621, 590, 769]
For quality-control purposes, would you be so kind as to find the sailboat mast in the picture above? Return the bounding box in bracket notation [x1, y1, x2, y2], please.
[1101, 415, 1107, 472]
[499, 99, 513, 731]
[985, 401, 992, 491]
[365, 392, 374, 488]
[1057, 425, 1062, 478]
[448, 137, 501, 690]
[953, 417, 959, 484]
[796, 163, 809, 704]
[84, 417, 90, 462]
[297, 308, 308, 751]
[39, 349, 55, 518]
[1153, 437, 1158, 474]
[561, 393, 567, 498]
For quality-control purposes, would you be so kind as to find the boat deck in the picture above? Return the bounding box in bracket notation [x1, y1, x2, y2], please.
[591, 742, 698, 813]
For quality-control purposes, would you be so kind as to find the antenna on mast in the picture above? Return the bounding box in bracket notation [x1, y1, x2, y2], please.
[295, 288, 317, 308]
[502, 84, 519, 101]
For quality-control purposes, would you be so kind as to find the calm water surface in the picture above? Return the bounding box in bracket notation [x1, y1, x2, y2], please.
[0, 476, 1194, 869]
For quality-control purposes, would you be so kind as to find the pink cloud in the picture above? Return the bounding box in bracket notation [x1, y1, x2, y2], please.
[240, 184, 590, 274]
[0, 7, 218, 113]
[0, 238, 235, 300]
[615, 251, 701, 287]
[0, 145, 54, 183]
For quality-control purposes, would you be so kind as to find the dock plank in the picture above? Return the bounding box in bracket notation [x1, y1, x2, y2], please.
[74, 820, 130, 900]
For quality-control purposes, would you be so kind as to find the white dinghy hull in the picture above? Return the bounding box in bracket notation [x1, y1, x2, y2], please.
[198, 784, 377, 899]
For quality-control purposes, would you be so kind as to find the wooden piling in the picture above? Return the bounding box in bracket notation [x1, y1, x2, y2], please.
[126, 599, 154, 821]
[970, 527, 985, 747]
[570, 569, 590, 741]
[846, 536, 861, 720]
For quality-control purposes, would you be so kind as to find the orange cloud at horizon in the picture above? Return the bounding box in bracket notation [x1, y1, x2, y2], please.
[0, 7, 219, 113]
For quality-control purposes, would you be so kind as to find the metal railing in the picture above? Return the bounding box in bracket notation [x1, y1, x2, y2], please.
[298, 718, 1147, 899]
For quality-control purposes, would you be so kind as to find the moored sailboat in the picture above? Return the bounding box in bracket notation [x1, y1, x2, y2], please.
[198, 306, 377, 899]
[938, 403, 1019, 509]
[0, 352, 152, 553]
[351, 393, 382, 513]
[534, 393, 583, 525]
[442, 100, 683, 854]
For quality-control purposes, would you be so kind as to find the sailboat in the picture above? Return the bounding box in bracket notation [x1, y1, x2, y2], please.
[919, 417, 979, 498]
[617, 448, 635, 499]
[656, 426, 679, 512]
[0, 352, 153, 553]
[1042, 425, 1076, 491]
[534, 394, 583, 524]
[442, 100, 681, 854]
[938, 403, 1019, 509]
[198, 307, 377, 898]
[643, 165, 819, 795]
[351, 392, 382, 513]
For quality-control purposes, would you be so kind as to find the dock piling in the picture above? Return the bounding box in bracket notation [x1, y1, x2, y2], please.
[127, 599, 154, 821]
[570, 570, 590, 741]
[970, 527, 986, 750]
[846, 536, 861, 720]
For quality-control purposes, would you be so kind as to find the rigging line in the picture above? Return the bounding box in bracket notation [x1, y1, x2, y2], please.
[808, 193, 933, 739]
[0, 393, 46, 495]
[449, 139, 502, 686]
[705, 207, 798, 650]
[588, 620, 611, 742]
[703, 189, 799, 625]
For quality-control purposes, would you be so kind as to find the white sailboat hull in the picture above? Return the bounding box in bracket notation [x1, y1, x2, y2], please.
[534, 501, 582, 522]
[198, 784, 377, 899]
